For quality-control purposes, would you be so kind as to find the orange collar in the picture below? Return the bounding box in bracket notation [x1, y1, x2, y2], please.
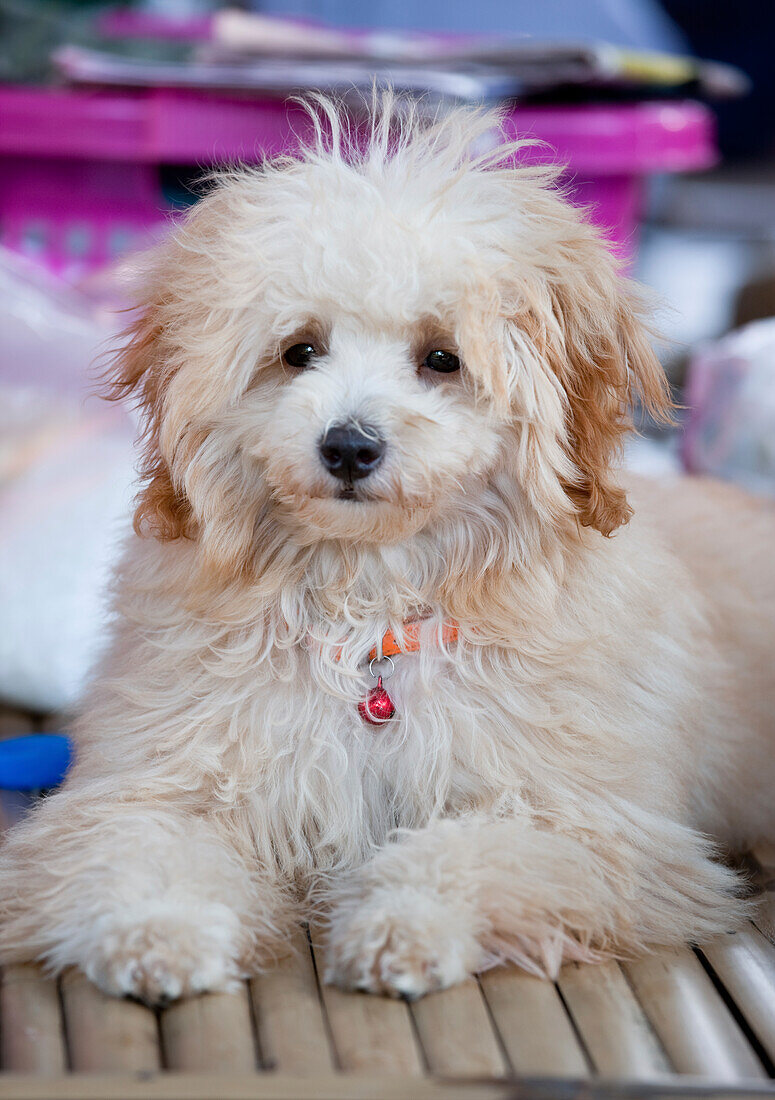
[367, 620, 459, 663]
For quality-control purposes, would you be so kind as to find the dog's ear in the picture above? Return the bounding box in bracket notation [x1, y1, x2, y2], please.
[542, 235, 672, 536]
[106, 304, 194, 542]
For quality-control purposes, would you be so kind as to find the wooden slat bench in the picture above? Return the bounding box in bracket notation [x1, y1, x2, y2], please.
[0, 711, 773, 1099]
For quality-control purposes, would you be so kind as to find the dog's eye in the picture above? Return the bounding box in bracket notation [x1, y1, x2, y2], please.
[283, 342, 317, 369]
[423, 349, 460, 374]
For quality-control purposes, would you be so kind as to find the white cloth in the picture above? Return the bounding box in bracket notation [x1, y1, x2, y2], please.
[0, 391, 135, 712]
[0, 250, 136, 711]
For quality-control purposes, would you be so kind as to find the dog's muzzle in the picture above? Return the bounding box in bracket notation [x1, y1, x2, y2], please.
[318, 422, 385, 482]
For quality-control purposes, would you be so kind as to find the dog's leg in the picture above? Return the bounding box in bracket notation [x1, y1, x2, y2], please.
[0, 788, 290, 1004]
[323, 806, 746, 998]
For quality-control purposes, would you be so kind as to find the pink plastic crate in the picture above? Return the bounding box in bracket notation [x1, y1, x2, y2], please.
[0, 87, 717, 278]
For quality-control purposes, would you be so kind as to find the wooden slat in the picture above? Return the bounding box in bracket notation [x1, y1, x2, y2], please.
[479, 966, 589, 1077]
[702, 927, 775, 1063]
[249, 926, 334, 1074]
[558, 961, 670, 1079]
[755, 891, 775, 949]
[0, 1073, 524, 1100]
[160, 984, 256, 1072]
[59, 968, 160, 1072]
[623, 946, 766, 1080]
[315, 982, 424, 1075]
[0, 964, 67, 1073]
[409, 977, 507, 1077]
[751, 841, 775, 946]
[311, 938, 423, 1075]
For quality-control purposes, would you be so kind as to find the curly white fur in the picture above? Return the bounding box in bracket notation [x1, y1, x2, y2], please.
[0, 94, 773, 1002]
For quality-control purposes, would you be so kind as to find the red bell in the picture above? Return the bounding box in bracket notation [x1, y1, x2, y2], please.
[358, 676, 395, 724]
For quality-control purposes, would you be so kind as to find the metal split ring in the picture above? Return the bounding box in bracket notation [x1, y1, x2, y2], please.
[368, 654, 395, 680]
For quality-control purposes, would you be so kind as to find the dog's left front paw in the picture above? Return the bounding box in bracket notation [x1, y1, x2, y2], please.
[324, 887, 483, 999]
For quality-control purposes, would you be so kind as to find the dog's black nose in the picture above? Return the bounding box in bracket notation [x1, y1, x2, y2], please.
[319, 423, 385, 482]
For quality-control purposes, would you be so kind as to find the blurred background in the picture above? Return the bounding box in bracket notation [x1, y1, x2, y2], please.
[1, 0, 775, 782]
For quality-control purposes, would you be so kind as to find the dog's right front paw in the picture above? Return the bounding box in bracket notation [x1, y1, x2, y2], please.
[84, 904, 245, 1005]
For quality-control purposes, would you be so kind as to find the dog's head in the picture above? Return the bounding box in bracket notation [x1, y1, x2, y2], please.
[112, 96, 670, 582]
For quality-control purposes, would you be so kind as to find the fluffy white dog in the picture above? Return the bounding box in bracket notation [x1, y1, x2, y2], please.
[1, 96, 773, 1004]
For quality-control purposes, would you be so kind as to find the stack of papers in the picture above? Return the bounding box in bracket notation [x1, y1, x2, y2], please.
[52, 9, 748, 104]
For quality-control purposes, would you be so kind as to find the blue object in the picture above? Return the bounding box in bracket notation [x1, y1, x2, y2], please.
[0, 734, 73, 791]
[252, 0, 686, 49]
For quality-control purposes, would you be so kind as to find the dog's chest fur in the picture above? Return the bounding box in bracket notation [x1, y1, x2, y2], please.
[111, 534, 702, 878]
[236, 553, 501, 871]
[230, 542, 659, 875]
